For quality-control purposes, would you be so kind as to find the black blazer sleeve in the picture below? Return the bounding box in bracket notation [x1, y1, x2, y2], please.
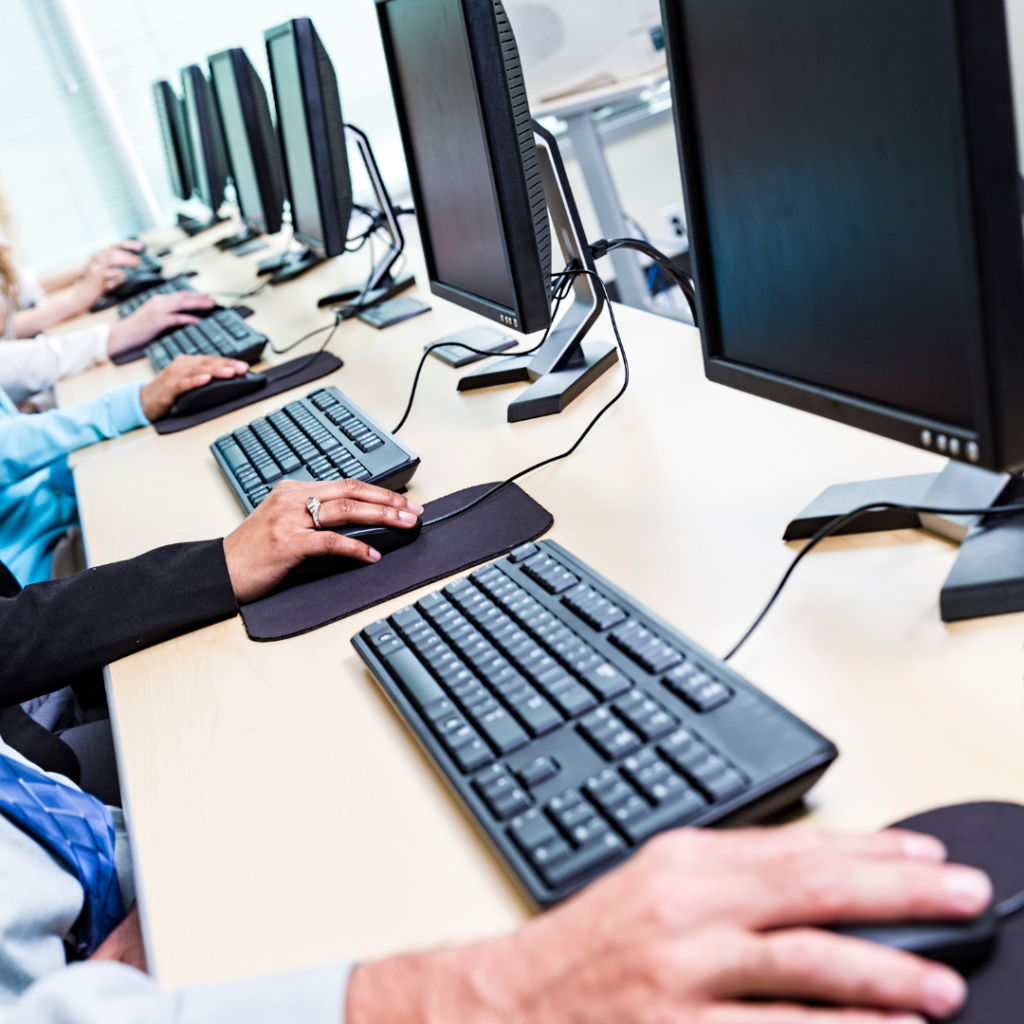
[0, 540, 239, 706]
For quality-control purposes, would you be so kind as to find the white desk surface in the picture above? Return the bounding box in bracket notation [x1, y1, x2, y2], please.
[53, 222, 1024, 987]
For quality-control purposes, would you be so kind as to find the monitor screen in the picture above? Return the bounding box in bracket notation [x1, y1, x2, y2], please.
[673, 0, 982, 431]
[381, 0, 515, 309]
[267, 29, 324, 248]
[153, 82, 188, 201]
[209, 53, 264, 227]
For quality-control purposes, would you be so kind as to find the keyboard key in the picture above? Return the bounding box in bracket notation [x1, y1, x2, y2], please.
[613, 690, 678, 740]
[509, 808, 559, 853]
[517, 756, 560, 788]
[582, 662, 633, 700]
[475, 707, 529, 755]
[537, 830, 625, 888]
[663, 663, 734, 712]
[521, 554, 580, 595]
[618, 789, 706, 844]
[509, 543, 538, 562]
[578, 708, 642, 760]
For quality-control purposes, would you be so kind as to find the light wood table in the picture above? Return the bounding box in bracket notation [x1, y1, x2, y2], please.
[54, 233, 1024, 988]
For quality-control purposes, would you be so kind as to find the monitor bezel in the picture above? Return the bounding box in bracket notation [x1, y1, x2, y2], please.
[662, 0, 1024, 473]
[152, 80, 191, 202]
[264, 19, 349, 258]
[208, 48, 284, 235]
[376, 0, 552, 335]
[180, 64, 228, 214]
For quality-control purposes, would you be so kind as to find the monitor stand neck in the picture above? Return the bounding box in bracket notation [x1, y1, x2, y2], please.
[317, 124, 415, 309]
[267, 244, 325, 285]
[177, 211, 227, 237]
[216, 223, 263, 250]
[457, 120, 618, 423]
[784, 459, 1024, 622]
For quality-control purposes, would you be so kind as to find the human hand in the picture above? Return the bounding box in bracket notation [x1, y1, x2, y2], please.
[222, 479, 424, 604]
[139, 354, 249, 422]
[72, 243, 144, 309]
[347, 827, 992, 1024]
[88, 903, 148, 973]
[107, 291, 218, 357]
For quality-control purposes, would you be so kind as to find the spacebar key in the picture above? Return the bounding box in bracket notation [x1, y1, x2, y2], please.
[384, 648, 446, 709]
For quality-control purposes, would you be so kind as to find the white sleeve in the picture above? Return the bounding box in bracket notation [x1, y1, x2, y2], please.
[16, 268, 45, 310]
[0, 327, 110, 405]
[0, 961, 353, 1024]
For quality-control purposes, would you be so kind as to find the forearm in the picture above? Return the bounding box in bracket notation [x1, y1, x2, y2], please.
[14, 291, 88, 338]
[2, 960, 352, 1024]
[38, 262, 86, 294]
[0, 327, 110, 405]
[0, 540, 239, 702]
[0, 382, 148, 485]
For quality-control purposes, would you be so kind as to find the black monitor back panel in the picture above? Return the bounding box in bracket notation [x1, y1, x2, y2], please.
[153, 81, 193, 202]
[265, 18, 353, 258]
[209, 49, 286, 235]
[662, 0, 1024, 472]
[181, 64, 230, 213]
[377, 0, 552, 336]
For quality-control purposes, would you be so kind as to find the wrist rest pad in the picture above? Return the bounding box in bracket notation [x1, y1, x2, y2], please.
[890, 801, 1024, 1023]
[240, 482, 553, 641]
[154, 352, 343, 435]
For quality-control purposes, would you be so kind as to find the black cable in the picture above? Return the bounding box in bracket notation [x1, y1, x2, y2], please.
[268, 320, 335, 356]
[420, 268, 630, 531]
[723, 498, 1024, 662]
[591, 236, 698, 325]
[264, 311, 344, 388]
[390, 268, 578, 435]
[995, 887, 1024, 920]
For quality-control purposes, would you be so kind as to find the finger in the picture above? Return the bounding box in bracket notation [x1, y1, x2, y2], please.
[298, 529, 381, 564]
[161, 314, 201, 329]
[278, 478, 423, 515]
[173, 373, 213, 394]
[704, 1004, 926, 1024]
[117, 240, 145, 252]
[170, 290, 216, 310]
[318, 497, 421, 529]
[712, 929, 966, 1021]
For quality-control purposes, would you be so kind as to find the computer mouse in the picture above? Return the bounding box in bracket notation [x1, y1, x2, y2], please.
[831, 909, 999, 974]
[168, 372, 267, 417]
[90, 274, 167, 312]
[288, 519, 422, 581]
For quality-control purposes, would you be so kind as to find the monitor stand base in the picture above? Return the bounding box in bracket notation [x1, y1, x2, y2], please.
[216, 226, 262, 250]
[317, 270, 415, 309]
[178, 212, 226, 237]
[268, 248, 325, 285]
[783, 460, 1024, 622]
[458, 340, 619, 422]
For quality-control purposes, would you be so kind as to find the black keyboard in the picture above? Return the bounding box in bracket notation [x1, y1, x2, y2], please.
[145, 309, 267, 372]
[353, 540, 837, 905]
[117, 275, 196, 317]
[212, 386, 420, 511]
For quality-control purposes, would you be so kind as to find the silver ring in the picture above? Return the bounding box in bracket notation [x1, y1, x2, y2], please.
[306, 496, 322, 530]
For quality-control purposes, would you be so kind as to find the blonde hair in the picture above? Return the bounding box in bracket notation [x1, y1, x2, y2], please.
[0, 173, 18, 331]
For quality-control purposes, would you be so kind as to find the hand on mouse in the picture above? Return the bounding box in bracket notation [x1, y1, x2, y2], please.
[107, 291, 219, 358]
[222, 479, 424, 604]
[347, 827, 991, 1024]
[139, 355, 250, 422]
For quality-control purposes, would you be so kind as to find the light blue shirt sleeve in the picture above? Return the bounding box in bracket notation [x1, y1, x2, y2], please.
[0, 961, 353, 1024]
[0, 383, 149, 487]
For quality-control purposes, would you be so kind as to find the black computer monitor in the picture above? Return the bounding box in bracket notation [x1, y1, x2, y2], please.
[377, 0, 617, 420]
[661, 0, 1024, 620]
[265, 18, 353, 264]
[208, 48, 286, 239]
[153, 80, 193, 202]
[377, 0, 551, 334]
[181, 64, 230, 217]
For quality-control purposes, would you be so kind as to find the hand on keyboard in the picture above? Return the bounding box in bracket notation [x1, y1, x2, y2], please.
[222, 478, 423, 603]
[74, 242, 144, 311]
[108, 290, 218, 358]
[140, 354, 250, 422]
[346, 827, 983, 1024]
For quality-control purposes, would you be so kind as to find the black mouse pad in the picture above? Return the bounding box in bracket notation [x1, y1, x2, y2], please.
[154, 352, 342, 435]
[110, 306, 256, 365]
[240, 482, 553, 641]
[890, 802, 1024, 1022]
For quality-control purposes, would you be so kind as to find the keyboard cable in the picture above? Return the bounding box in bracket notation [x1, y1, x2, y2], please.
[416, 267, 631, 530]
